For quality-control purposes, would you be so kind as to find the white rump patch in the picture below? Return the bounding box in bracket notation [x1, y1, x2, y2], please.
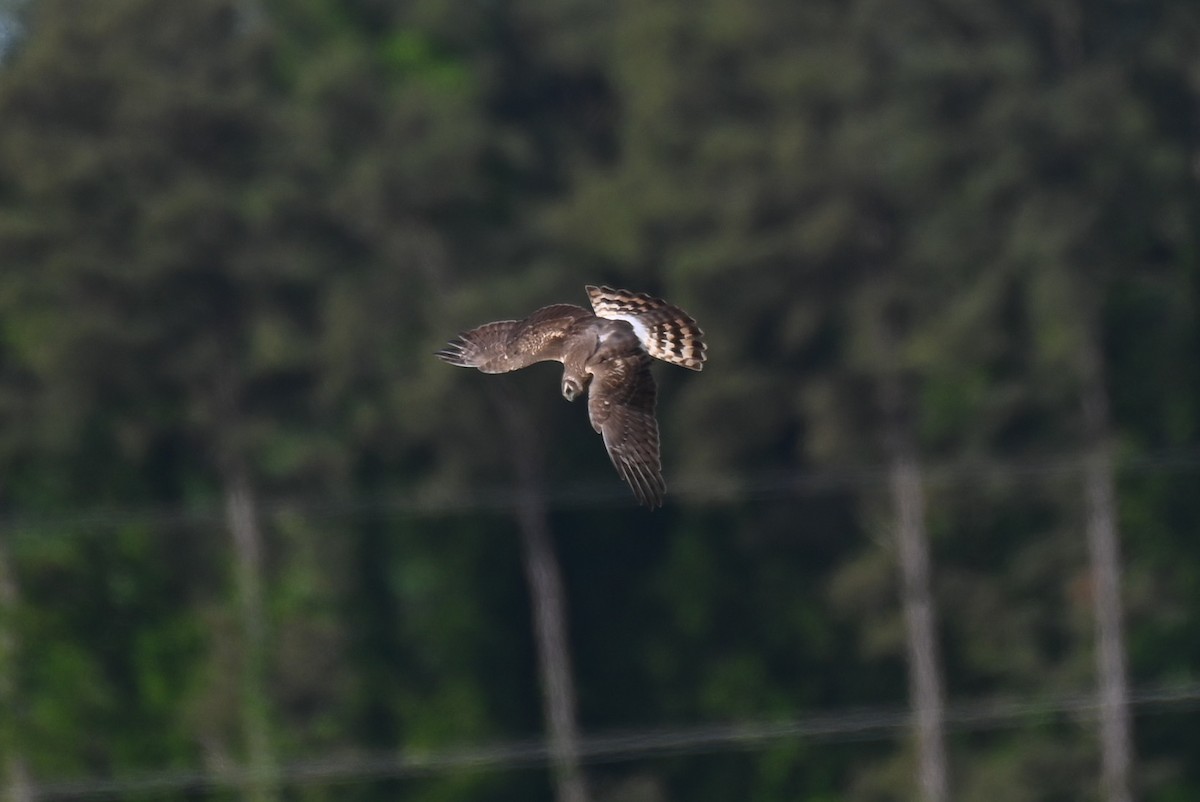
[605, 314, 650, 347]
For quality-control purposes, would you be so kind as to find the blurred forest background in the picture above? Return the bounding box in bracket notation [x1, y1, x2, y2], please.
[1, 0, 1199, 801]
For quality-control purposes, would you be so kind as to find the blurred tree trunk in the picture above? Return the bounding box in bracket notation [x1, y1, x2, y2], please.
[1043, 0, 1136, 786]
[1080, 339, 1133, 802]
[491, 388, 590, 802]
[221, 456, 278, 802]
[0, 532, 31, 802]
[882, 376, 949, 802]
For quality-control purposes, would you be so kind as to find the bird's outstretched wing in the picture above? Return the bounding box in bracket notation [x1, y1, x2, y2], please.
[587, 352, 665, 507]
[586, 285, 707, 371]
[436, 304, 592, 373]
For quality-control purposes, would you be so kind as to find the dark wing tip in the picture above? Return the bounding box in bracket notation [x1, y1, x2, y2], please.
[435, 337, 469, 366]
[615, 452, 665, 509]
[634, 479, 665, 509]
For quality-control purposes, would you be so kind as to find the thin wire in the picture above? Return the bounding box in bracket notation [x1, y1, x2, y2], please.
[28, 681, 1200, 800]
[3, 447, 1200, 537]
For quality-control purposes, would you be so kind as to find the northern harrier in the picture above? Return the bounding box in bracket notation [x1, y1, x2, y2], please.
[436, 286, 707, 507]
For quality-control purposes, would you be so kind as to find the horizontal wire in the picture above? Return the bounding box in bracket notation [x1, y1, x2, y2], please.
[9, 454, 1199, 797]
[28, 681, 1200, 800]
[3, 447, 1200, 537]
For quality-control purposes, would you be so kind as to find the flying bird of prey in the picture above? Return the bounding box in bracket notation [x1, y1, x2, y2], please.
[436, 286, 707, 507]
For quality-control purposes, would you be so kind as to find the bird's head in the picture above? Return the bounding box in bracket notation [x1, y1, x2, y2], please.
[562, 375, 587, 402]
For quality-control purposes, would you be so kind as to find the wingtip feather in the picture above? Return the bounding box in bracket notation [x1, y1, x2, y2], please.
[434, 338, 471, 367]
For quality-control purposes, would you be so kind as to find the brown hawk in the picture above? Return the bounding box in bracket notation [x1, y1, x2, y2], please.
[436, 286, 707, 507]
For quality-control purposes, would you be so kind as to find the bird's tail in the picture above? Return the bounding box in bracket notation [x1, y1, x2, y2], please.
[434, 320, 518, 373]
[587, 286, 707, 371]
